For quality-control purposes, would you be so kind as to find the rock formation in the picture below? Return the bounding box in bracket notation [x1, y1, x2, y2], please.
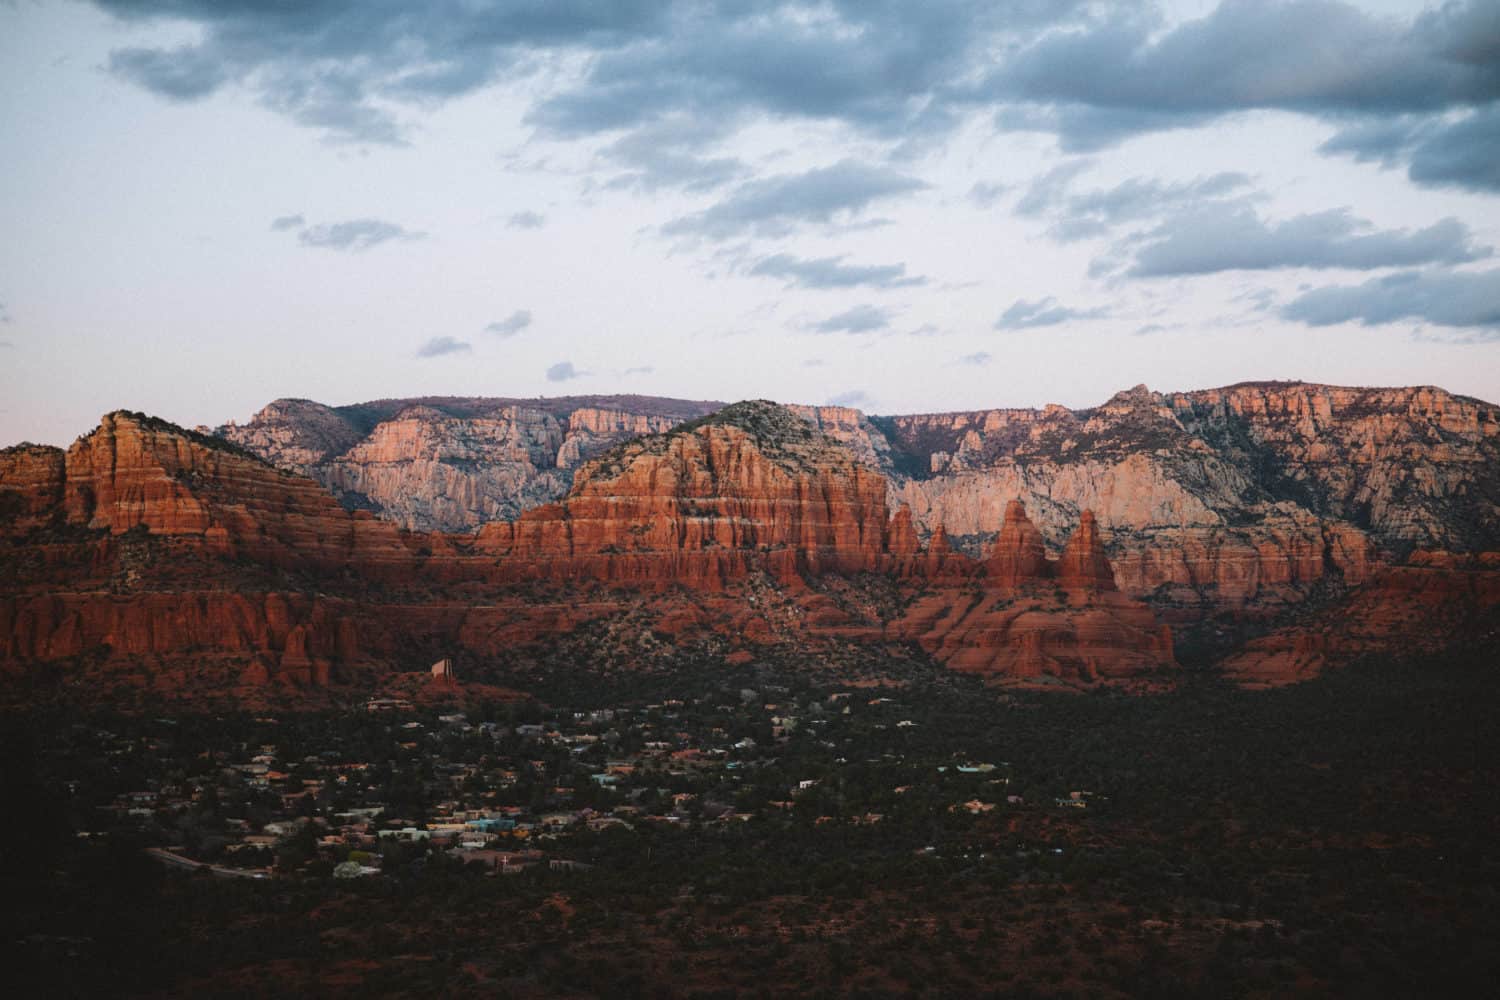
[1, 402, 1184, 696]
[1055, 511, 1116, 591]
[214, 382, 1499, 624]
[985, 499, 1049, 586]
[217, 395, 721, 531]
[5, 380, 1497, 700]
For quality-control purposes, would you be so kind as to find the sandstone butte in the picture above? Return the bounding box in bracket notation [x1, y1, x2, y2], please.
[2, 381, 1497, 698]
[1, 403, 1187, 699]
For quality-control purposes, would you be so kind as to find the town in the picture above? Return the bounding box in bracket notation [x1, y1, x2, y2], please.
[63, 678, 1103, 883]
[10, 648, 1497, 996]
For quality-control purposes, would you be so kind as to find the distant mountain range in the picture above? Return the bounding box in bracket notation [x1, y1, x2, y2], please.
[2, 382, 1497, 703]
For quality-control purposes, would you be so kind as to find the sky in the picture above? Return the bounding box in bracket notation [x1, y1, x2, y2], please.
[1, 0, 1498, 446]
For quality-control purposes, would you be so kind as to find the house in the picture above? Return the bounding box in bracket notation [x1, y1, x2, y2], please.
[466, 817, 516, 833]
[458, 832, 497, 849]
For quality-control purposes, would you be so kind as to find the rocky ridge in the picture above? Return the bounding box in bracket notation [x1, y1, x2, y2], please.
[2, 405, 1176, 695]
[215, 395, 721, 531]
[216, 383, 1499, 624]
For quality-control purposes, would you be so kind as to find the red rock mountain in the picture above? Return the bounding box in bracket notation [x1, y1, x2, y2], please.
[214, 395, 721, 530]
[4, 382, 1498, 699]
[217, 383, 1499, 616]
[1, 403, 1182, 697]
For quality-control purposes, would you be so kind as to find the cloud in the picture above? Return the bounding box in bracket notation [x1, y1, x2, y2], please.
[547, 361, 584, 382]
[1321, 106, 1500, 194]
[598, 115, 744, 193]
[524, 3, 1087, 140]
[983, 1, 1500, 149]
[1024, 171, 1254, 242]
[1282, 268, 1500, 333]
[108, 45, 228, 101]
[95, 0, 680, 143]
[810, 304, 893, 335]
[997, 105, 1218, 154]
[1114, 204, 1488, 278]
[967, 181, 1009, 208]
[623, 365, 654, 375]
[661, 160, 926, 241]
[269, 214, 305, 232]
[748, 253, 925, 290]
[0, 301, 10, 324]
[296, 218, 424, 251]
[956, 351, 992, 366]
[485, 310, 533, 337]
[506, 211, 546, 229]
[1014, 160, 1092, 217]
[826, 390, 871, 408]
[88, 0, 1500, 192]
[416, 336, 471, 358]
[996, 297, 1107, 329]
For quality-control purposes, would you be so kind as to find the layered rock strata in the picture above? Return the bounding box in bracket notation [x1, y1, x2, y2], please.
[214, 383, 1499, 623]
[216, 395, 721, 531]
[2, 405, 1179, 693]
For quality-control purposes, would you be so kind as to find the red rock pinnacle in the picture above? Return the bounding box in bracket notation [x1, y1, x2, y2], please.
[986, 499, 1049, 586]
[1056, 510, 1117, 590]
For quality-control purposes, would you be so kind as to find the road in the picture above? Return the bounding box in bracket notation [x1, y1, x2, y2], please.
[145, 847, 271, 880]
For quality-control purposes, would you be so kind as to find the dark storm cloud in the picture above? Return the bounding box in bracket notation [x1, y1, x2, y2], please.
[296, 219, 424, 251]
[984, 1, 1500, 148]
[810, 304, 893, 335]
[546, 361, 584, 381]
[485, 310, 532, 337]
[662, 161, 926, 241]
[506, 211, 546, 229]
[269, 214, 305, 231]
[1113, 205, 1488, 278]
[416, 336, 471, 358]
[996, 297, 1107, 329]
[1283, 268, 1500, 332]
[748, 253, 925, 291]
[1321, 106, 1500, 194]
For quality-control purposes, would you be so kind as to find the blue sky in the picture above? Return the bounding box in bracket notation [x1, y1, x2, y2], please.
[2, 0, 1497, 445]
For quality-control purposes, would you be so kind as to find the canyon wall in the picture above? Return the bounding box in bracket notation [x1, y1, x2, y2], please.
[216, 395, 721, 531]
[214, 383, 1500, 619]
[2, 404, 1180, 693]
